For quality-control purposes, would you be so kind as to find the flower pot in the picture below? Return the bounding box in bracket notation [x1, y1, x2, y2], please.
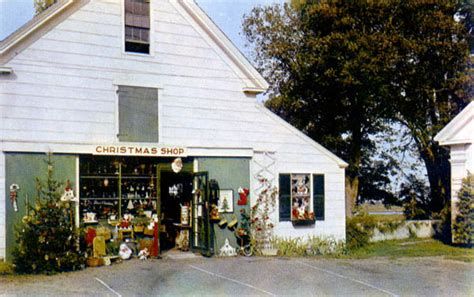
[261, 248, 278, 256]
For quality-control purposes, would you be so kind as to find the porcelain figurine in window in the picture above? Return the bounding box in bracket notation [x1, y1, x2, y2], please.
[295, 175, 309, 196]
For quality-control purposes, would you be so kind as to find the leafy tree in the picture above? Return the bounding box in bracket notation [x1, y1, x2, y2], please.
[243, 0, 471, 216]
[399, 174, 431, 220]
[34, 0, 56, 14]
[358, 151, 399, 206]
[452, 173, 473, 245]
[243, 1, 400, 216]
[13, 156, 84, 274]
[388, 1, 471, 213]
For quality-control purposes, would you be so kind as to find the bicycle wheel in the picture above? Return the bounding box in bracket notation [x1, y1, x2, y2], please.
[242, 244, 253, 257]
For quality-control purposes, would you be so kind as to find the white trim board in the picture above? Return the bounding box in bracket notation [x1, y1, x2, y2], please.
[0, 141, 254, 158]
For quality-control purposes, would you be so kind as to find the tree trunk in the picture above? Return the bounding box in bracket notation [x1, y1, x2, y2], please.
[345, 176, 359, 217]
[419, 142, 451, 214]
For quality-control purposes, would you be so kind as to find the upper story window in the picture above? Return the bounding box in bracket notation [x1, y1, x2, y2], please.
[125, 0, 150, 54]
[118, 86, 158, 142]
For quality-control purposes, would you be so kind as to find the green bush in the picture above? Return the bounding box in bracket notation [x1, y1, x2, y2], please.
[452, 174, 474, 245]
[346, 212, 377, 250]
[0, 261, 14, 275]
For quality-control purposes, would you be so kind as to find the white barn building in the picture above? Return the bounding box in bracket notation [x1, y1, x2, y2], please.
[0, 0, 347, 260]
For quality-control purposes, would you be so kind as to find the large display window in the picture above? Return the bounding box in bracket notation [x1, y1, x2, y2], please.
[79, 156, 160, 222]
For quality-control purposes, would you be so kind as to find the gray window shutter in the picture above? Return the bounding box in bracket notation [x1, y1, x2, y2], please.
[313, 174, 325, 220]
[279, 174, 291, 221]
[118, 86, 158, 142]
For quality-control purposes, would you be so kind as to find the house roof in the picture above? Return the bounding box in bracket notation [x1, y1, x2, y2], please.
[0, 0, 268, 92]
[0, 0, 76, 56]
[435, 102, 474, 146]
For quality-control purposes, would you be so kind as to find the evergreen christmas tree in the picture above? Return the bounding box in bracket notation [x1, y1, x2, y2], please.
[453, 174, 474, 245]
[13, 156, 84, 274]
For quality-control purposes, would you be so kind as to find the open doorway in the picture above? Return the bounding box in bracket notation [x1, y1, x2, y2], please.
[159, 171, 193, 252]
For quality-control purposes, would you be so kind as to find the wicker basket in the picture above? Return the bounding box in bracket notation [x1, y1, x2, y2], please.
[86, 257, 103, 267]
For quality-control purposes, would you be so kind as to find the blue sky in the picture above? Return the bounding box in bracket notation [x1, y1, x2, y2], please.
[0, 0, 281, 58]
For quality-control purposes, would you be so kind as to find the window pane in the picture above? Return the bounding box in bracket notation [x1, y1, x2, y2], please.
[313, 174, 325, 220]
[118, 86, 158, 142]
[124, 0, 150, 53]
[279, 174, 291, 221]
[291, 174, 311, 220]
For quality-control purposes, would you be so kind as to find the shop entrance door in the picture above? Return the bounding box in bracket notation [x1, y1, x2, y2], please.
[191, 172, 214, 256]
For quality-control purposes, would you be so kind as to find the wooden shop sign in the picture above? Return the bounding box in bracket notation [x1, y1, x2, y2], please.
[94, 145, 187, 157]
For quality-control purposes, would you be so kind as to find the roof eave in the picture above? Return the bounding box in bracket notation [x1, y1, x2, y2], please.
[0, 0, 74, 57]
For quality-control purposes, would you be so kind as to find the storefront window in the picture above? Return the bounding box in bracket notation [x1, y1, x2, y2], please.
[79, 156, 159, 222]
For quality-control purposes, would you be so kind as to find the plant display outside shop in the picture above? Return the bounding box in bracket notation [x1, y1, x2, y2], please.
[250, 177, 277, 255]
[13, 157, 85, 274]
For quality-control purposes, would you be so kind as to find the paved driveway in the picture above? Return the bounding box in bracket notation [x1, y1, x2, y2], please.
[0, 256, 472, 296]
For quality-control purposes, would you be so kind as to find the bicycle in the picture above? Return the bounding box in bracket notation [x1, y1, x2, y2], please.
[235, 233, 253, 257]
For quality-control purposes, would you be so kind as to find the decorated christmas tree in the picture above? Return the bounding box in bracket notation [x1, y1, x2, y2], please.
[13, 156, 84, 274]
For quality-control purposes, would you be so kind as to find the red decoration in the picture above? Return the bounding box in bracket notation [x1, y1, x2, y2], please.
[237, 188, 249, 205]
[150, 221, 160, 257]
[85, 228, 96, 246]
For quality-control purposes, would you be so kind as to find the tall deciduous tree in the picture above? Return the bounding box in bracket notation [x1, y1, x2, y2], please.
[243, 1, 399, 216]
[388, 1, 470, 213]
[243, 0, 471, 216]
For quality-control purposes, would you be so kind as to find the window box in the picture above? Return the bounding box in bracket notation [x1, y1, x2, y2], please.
[291, 218, 316, 226]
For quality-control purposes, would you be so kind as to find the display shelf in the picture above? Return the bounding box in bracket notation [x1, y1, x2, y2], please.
[81, 197, 157, 200]
[80, 175, 152, 179]
[79, 155, 160, 220]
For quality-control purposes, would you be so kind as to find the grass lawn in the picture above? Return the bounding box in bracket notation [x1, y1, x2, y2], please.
[343, 238, 474, 262]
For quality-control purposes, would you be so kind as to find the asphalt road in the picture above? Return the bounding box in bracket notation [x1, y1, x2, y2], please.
[0, 256, 472, 296]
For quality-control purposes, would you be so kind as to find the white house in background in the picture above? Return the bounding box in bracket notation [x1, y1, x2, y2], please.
[434, 101, 474, 239]
[0, 0, 347, 260]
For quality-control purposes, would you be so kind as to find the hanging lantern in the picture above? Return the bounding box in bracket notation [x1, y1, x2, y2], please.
[171, 158, 183, 173]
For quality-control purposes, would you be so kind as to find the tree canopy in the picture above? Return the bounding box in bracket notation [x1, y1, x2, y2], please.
[243, 0, 471, 215]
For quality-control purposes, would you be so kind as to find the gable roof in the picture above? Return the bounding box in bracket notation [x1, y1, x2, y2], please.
[435, 102, 474, 146]
[0, 0, 77, 58]
[0, 0, 268, 93]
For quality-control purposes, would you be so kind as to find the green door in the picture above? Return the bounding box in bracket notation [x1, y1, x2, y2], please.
[5, 153, 76, 261]
[191, 172, 213, 256]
